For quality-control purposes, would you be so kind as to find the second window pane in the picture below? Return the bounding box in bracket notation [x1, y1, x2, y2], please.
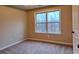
[36, 23, 46, 33]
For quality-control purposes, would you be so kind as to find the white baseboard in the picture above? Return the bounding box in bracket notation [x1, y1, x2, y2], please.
[0, 39, 26, 50]
[27, 38, 73, 46]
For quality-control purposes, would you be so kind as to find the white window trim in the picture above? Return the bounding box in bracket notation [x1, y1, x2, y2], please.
[34, 9, 62, 35]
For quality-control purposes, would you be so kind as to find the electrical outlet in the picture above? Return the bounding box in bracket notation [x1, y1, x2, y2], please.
[48, 35, 50, 37]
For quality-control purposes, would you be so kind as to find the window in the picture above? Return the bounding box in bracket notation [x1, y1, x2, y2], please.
[47, 11, 60, 33]
[35, 13, 46, 33]
[35, 10, 61, 34]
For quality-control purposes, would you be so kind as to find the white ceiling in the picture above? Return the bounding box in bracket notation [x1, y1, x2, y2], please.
[11, 5, 47, 10]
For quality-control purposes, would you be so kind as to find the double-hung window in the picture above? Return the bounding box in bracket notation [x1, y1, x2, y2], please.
[35, 13, 46, 33]
[35, 10, 61, 34]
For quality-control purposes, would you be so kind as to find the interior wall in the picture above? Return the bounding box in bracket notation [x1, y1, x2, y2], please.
[0, 6, 27, 49]
[26, 5, 72, 44]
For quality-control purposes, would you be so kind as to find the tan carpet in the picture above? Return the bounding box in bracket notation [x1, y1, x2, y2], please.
[0, 40, 73, 54]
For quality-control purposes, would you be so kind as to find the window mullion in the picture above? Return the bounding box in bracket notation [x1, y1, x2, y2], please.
[46, 12, 48, 33]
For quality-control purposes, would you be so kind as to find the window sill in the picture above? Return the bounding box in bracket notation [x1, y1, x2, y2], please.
[34, 32, 62, 35]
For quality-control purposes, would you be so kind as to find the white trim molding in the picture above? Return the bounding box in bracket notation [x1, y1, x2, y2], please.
[0, 39, 26, 51]
[27, 38, 73, 46]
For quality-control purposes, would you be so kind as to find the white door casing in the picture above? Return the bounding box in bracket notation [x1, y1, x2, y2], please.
[72, 5, 79, 54]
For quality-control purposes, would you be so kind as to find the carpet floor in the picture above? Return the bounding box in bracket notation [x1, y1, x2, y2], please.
[0, 40, 73, 54]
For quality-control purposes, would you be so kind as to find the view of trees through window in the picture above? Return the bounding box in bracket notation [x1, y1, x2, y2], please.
[35, 10, 61, 34]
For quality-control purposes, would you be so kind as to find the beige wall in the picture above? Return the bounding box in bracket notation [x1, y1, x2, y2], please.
[27, 6, 72, 44]
[0, 5, 72, 49]
[0, 6, 27, 49]
[72, 5, 79, 30]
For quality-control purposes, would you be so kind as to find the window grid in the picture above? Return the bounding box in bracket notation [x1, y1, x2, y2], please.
[35, 13, 46, 33]
[35, 10, 61, 34]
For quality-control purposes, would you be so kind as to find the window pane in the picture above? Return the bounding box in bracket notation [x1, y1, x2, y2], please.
[48, 22, 60, 33]
[35, 24, 40, 32]
[35, 13, 46, 33]
[47, 11, 60, 22]
[47, 10, 60, 33]
[48, 22, 54, 33]
[54, 23, 60, 33]
[36, 13, 46, 23]
[35, 23, 46, 32]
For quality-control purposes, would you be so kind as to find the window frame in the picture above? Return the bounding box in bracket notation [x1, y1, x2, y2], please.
[35, 12, 47, 33]
[34, 9, 62, 34]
